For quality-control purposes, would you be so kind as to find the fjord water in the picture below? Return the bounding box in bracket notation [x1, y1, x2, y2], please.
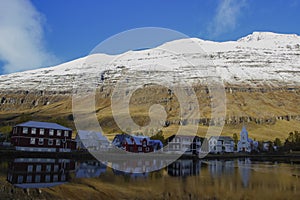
[1, 157, 299, 199]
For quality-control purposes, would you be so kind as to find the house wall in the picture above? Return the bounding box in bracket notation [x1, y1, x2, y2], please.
[11, 126, 75, 152]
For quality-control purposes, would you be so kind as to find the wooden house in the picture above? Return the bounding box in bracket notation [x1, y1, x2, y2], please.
[165, 135, 202, 155]
[11, 121, 76, 152]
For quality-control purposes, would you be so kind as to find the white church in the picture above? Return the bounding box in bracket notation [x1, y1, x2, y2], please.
[237, 126, 258, 152]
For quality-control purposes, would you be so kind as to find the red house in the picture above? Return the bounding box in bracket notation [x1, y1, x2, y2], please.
[112, 134, 163, 153]
[11, 121, 76, 152]
[123, 136, 154, 153]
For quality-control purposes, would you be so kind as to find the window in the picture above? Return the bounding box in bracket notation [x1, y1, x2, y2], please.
[46, 165, 51, 172]
[49, 129, 54, 136]
[61, 174, 66, 181]
[17, 175, 23, 183]
[31, 128, 36, 134]
[48, 139, 53, 146]
[38, 138, 44, 145]
[26, 175, 32, 183]
[64, 131, 69, 137]
[36, 165, 41, 172]
[30, 138, 35, 145]
[53, 175, 58, 182]
[57, 130, 62, 136]
[13, 128, 17, 134]
[54, 165, 59, 172]
[35, 175, 41, 182]
[45, 175, 51, 182]
[23, 127, 28, 134]
[27, 165, 33, 172]
[56, 139, 61, 146]
[39, 128, 44, 135]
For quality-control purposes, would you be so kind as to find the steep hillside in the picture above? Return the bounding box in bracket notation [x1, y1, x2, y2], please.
[0, 32, 299, 141]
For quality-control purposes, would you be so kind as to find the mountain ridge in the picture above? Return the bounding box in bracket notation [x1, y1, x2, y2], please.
[0, 31, 300, 92]
[0, 32, 299, 141]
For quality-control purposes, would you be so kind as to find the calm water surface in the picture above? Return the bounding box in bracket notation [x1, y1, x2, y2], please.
[0, 156, 299, 199]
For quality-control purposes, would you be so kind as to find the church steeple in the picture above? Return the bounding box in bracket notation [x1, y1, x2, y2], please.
[240, 126, 248, 141]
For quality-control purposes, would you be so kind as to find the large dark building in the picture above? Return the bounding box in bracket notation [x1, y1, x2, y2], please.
[11, 121, 76, 152]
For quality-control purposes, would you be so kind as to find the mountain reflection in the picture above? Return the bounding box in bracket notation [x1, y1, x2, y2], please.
[7, 157, 75, 189]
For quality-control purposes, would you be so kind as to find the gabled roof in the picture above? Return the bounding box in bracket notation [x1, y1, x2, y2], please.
[16, 121, 71, 131]
[209, 136, 233, 141]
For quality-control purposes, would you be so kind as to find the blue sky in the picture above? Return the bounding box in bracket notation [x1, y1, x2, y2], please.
[0, 0, 299, 74]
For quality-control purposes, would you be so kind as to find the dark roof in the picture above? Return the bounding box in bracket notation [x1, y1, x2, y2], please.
[15, 121, 72, 131]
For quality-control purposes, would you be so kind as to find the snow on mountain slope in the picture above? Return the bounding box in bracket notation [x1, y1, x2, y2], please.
[0, 32, 300, 92]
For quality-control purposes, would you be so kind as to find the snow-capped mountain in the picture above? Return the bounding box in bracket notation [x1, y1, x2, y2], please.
[0, 31, 300, 92]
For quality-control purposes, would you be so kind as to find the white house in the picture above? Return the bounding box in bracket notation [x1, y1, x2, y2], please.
[237, 126, 258, 152]
[166, 135, 202, 155]
[76, 130, 110, 151]
[208, 136, 234, 153]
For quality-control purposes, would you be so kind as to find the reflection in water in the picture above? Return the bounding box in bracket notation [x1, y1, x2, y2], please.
[76, 160, 107, 178]
[207, 160, 235, 178]
[111, 159, 166, 176]
[7, 157, 75, 189]
[2, 157, 299, 199]
[167, 159, 201, 177]
[238, 158, 251, 187]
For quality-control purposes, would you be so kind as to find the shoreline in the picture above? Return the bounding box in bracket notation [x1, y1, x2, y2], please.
[0, 148, 299, 162]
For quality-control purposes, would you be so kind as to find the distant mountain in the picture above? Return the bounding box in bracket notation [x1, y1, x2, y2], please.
[0, 31, 299, 92]
[0, 32, 299, 141]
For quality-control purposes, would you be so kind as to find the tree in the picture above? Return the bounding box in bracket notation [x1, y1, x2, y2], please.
[233, 133, 238, 148]
[274, 138, 282, 147]
[288, 132, 294, 143]
[150, 130, 165, 145]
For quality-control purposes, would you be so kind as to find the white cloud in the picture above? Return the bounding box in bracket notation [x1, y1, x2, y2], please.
[0, 0, 58, 74]
[208, 0, 246, 38]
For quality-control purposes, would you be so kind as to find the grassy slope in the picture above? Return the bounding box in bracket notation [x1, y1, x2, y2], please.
[0, 87, 299, 142]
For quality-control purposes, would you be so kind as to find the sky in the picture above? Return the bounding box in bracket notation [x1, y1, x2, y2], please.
[0, 0, 299, 74]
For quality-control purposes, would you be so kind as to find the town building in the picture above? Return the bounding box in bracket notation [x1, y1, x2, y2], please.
[11, 121, 76, 152]
[165, 135, 202, 155]
[237, 126, 259, 152]
[208, 136, 234, 153]
[75, 130, 110, 151]
[262, 141, 274, 152]
[112, 134, 163, 153]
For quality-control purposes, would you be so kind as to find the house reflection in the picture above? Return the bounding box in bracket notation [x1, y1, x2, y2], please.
[238, 158, 251, 188]
[7, 157, 75, 189]
[76, 160, 107, 178]
[207, 160, 235, 178]
[167, 159, 201, 177]
[111, 159, 167, 178]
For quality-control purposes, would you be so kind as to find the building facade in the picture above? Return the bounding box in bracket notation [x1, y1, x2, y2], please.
[75, 130, 110, 151]
[11, 121, 76, 152]
[112, 134, 163, 153]
[208, 136, 234, 153]
[166, 135, 202, 155]
[237, 126, 258, 152]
